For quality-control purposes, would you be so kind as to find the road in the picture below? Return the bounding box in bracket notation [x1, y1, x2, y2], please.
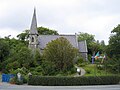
[0, 83, 120, 90]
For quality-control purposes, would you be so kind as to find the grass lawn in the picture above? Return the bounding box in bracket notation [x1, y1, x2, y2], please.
[83, 64, 116, 76]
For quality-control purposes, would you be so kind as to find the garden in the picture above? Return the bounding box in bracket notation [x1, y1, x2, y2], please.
[0, 25, 120, 85]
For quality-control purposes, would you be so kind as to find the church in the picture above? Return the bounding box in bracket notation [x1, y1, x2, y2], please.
[28, 9, 88, 61]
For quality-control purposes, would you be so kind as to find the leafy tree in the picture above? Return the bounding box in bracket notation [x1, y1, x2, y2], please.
[17, 30, 29, 41]
[3, 46, 34, 73]
[37, 26, 58, 35]
[105, 56, 120, 74]
[43, 37, 78, 75]
[107, 24, 120, 58]
[34, 49, 42, 66]
[0, 38, 10, 63]
[78, 32, 95, 44]
[16, 47, 34, 68]
[17, 27, 58, 41]
[78, 32, 101, 55]
[100, 40, 106, 53]
[78, 32, 106, 55]
[105, 24, 120, 74]
[100, 40, 105, 46]
[78, 32, 95, 55]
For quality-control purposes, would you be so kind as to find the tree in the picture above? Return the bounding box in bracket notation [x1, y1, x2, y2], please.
[105, 24, 120, 74]
[0, 38, 10, 63]
[78, 32, 99, 55]
[17, 27, 58, 41]
[17, 30, 29, 41]
[108, 24, 120, 58]
[16, 47, 34, 68]
[34, 49, 42, 66]
[78, 32, 106, 55]
[37, 26, 58, 35]
[78, 32, 95, 44]
[100, 40, 106, 53]
[43, 37, 78, 75]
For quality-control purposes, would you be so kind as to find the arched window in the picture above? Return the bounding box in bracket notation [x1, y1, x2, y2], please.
[32, 37, 34, 42]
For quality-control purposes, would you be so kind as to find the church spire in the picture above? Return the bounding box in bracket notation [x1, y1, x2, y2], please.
[30, 8, 38, 35]
[29, 8, 39, 50]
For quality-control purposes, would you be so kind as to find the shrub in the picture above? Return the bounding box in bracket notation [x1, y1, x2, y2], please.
[9, 75, 24, 85]
[9, 77, 16, 84]
[28, 75, 119, 86]
[43, 37, 78, 75]
[9, 67, 29, 84]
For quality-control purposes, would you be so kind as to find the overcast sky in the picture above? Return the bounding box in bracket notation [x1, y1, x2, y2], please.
[0, 0, 120, 44]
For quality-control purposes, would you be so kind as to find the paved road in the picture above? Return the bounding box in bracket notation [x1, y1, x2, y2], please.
[0, 83, 120, 90]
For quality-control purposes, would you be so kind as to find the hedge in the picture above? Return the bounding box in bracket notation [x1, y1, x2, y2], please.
[28, 75, 120, 86]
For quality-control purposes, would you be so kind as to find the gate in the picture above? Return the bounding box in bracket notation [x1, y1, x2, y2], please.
[2, 74, 15, 82]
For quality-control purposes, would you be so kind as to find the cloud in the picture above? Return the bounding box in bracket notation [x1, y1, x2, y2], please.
[0, 0, 120, 45]
[0, 28, 21, 38]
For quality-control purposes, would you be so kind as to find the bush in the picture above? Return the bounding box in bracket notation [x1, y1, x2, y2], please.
[28, 75, 120, 86]
[9, 77, 16, 84]
[9, 75, 24, 85]
[43, 37, 78, 75]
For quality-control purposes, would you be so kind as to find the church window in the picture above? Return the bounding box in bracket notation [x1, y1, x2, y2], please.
[32, 37, 34, 42]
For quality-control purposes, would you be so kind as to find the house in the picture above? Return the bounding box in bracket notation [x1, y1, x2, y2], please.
[28, 9, 88, 61]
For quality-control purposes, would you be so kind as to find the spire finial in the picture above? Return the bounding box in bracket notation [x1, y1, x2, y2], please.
[34, 7, 36, 13]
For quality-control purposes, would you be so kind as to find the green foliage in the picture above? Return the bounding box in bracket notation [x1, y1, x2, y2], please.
[17, 30, 29, 41]
[0, 39, 10, 63]
[105, 24, 120, 73]
[83, 64, 114, 76]
[28, 75, 120, 86]
[30, 66, 43, 75]
[37, 26, 58, 35]
[78, 32, 95, 43]
[43, 37, 78, 75]
[107, 24, 120, 58]
[16, 27, 58, 42]
[10, 76, 24, 85]
[9, 77, 16, 84]
[17, 47, 34, 68]
[3, 47, 34, 73]
[9, 67, 29, 84]
[76, 54, 88, 67]
[41, 60, 56, 75]
[34, 49, 42, 66]
[105, 57, 120, 74]
[77, 32, 105, 57]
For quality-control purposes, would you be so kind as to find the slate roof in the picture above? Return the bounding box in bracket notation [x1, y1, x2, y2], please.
[78, 40, 88, 53]
[38, 35, 78, 49]
[38, 35, 88, 53]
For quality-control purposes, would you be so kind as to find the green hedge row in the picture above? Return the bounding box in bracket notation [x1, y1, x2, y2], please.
[28, 75, 120, 86]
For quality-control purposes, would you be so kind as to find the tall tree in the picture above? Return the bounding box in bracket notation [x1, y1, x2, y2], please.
[17, 30, 29, 41]
[43, 37, 78, 75]
[105, 24, 120, 73]
[78, 32, 98, 55]
[0, 38, 10, 63]
[78, 32, 105, 55]
[37, 26, 58, 35]
[78, 32, 95, 44]
[108, 24, 120, 58]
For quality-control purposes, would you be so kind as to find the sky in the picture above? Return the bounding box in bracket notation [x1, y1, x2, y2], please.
[0, 0, 120, 44]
